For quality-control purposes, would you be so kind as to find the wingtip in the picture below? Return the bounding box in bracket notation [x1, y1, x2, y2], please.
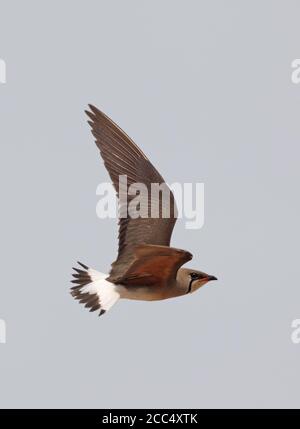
[87, 104, 100, 115]
[85, 109, 95, 122]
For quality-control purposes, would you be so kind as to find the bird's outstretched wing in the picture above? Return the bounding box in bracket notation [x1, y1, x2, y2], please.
[85, 105, 178, 282]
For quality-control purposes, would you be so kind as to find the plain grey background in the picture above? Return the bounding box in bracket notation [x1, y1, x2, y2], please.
[0, 0, 299, 408]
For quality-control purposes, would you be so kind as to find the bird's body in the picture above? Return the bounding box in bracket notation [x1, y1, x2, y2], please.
[71, 105, 217, 316]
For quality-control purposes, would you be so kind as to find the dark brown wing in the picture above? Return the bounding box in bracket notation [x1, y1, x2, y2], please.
[112, 244, 192, 287]
[85, 105, 177, 281]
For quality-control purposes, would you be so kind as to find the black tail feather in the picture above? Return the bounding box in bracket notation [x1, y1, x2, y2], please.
[70, 262, 106, 317]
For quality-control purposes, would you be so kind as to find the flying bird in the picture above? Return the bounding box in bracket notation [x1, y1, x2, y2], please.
[71, 105, 217, 316]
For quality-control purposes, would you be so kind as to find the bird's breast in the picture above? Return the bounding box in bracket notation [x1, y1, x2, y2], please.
[116, 283, 183, 301]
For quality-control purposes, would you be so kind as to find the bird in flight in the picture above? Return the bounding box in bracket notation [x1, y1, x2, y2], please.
[71, 105, 217, 316]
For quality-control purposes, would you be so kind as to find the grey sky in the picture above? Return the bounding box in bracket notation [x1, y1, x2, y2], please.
[0, 0, 299, 408]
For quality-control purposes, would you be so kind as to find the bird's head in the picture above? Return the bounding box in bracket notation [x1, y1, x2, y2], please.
[178, 268, 218, 294]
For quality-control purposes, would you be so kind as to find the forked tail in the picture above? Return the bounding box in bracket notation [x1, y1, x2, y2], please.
[70, 262, 120, 316]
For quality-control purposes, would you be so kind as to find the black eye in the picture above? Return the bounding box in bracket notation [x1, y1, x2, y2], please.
[190, 272, 198, 280]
